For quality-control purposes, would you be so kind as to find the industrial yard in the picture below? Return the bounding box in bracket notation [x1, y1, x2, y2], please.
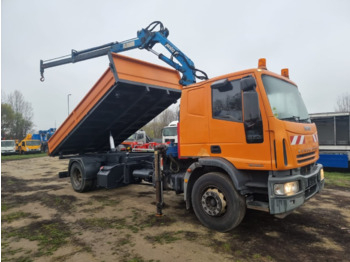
[2, 156, 350, 262]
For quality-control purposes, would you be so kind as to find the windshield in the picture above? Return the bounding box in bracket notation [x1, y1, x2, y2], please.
[1, 141, 15, 147]
[262, 75, 310, 123]
[162, 127, 177, 136]
[26, 140, 41, 146]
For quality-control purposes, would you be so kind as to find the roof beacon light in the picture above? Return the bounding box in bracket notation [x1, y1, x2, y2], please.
[281, 68, 289, 78]
[258, 58, 267, 70]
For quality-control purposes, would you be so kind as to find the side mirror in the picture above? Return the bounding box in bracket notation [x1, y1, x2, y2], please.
[211, 78, 233, 92]
[241, 75, 256, 91]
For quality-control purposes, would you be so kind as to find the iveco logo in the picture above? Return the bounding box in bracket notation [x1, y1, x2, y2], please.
[304, 126, 311, 131]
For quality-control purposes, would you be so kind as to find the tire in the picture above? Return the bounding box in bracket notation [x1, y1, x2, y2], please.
[191, 172, 246, 232]
[70, 162, 92, 192]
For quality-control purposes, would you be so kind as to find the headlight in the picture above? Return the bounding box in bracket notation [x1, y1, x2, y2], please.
[320, 168, 325, 181]
[274, 181, 299, 196]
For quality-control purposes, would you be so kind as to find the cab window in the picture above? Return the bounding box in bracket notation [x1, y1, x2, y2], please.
[212, 79, 242, 122]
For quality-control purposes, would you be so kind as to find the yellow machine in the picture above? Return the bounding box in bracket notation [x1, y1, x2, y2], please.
[17, 134, 41, 154]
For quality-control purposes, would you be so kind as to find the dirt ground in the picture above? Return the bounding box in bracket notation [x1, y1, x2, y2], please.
[1, 157, 350, 262]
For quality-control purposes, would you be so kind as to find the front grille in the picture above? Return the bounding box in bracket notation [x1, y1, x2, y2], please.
[297, 151, 316, 164]
[297, 152, 315, 158]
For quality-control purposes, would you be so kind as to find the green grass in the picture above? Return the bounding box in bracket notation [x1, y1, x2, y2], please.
[325, 171, 350, 188]
[145, 231, 181, 245]
[2, 211, 31, 223]
[3, 222, 71, 257]
[1, 153, 47, 161]
[1, 203, 11, 212]
[78, 217, 127, 230]
[94, 196, 119, 207]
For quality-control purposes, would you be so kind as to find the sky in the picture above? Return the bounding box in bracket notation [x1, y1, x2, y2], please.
[1, 0, 350, 131]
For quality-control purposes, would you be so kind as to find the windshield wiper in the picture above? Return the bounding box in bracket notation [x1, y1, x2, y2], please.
[299, 118, 311, 123]
[280, 116, 300, 122]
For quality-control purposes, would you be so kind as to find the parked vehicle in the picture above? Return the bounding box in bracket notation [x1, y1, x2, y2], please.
[40, 21, 324, 232]
[310, 112, 350, 168]
[121, 130, 159, 151]
[1, 140, 16, 155]
[162, 121, 178, 144]
[31, 128, 56, 152]
[16, 134, 41, 154]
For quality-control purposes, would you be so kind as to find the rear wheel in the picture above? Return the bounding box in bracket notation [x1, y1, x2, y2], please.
[191, 172, 246, 232]
[70, 162, 92, 192]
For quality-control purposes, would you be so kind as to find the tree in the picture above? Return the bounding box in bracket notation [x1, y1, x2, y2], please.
[335, 92, 350, 112]
[142, 107, 178, 138]
[1, 103, 15, 139]
[1, 90, 34, 139]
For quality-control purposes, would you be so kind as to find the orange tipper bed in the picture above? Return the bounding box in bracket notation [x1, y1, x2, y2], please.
[48, 53, 182, 156]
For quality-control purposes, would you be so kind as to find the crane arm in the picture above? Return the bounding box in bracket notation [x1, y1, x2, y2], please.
[40, 21, 208, 86]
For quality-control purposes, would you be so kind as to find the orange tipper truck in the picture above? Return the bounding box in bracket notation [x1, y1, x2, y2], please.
[40, 21, 324, 232]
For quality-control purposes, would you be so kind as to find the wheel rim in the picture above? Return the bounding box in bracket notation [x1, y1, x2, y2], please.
[201, 188, 227, 216]
[72, 168, 82, 187]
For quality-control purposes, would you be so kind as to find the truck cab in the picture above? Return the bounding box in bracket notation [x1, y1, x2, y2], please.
[180, 60, 323, 219]
[1, 140, 16, 155]
[162, 121, 178, 144]
[17, 134, 42, 154]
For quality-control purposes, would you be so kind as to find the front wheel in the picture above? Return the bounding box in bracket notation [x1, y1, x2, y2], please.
[70, 162, 92, 192]
[191, 172, 246, 232]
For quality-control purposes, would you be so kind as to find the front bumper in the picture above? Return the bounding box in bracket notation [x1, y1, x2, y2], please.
[28, 149, 41, 153]
[1, 150, 16, 155]
[268, 164, 324, 215]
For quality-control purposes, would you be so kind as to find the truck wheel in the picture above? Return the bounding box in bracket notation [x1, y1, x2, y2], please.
[191, 172, 246, 232]
[70, 162, 92, 192]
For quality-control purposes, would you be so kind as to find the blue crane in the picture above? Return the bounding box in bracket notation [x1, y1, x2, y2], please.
[31, 128, 56, 152]
[40, 21, 208, 86]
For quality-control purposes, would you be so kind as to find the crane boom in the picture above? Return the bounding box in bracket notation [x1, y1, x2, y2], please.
[40, 21, 208, 86]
